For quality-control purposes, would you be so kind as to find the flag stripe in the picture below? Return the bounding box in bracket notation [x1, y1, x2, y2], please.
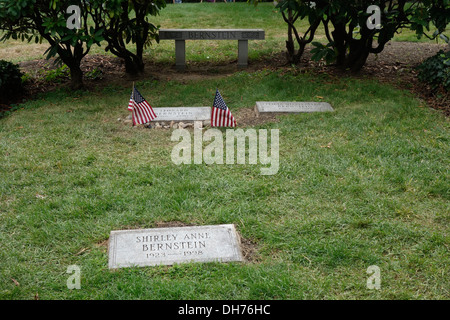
[211, 89, 236, 128]
[136, 104, 144, 124]
[128, 86, 157, 125]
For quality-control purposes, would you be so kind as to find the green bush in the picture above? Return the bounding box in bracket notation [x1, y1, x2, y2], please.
[0, 60, 24, 103]
[417, 50, 450, 92]
[42, 65, 70, 83]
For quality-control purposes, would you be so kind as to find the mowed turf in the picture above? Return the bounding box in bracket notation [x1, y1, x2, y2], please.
[0, 68, 448, 299]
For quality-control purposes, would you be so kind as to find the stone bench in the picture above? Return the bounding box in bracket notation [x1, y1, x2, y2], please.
[159, 29, 265, 70]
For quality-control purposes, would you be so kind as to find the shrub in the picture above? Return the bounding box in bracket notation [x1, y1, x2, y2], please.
[43, 65, 70, 83]
[85, 67, 103, 80]
[0, 60, 24, 104]
[417, 50, 450, 92]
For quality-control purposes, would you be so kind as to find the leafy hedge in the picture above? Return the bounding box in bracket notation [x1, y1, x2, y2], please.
[417, 50, 450, 92]
[0, 60, 24, 104]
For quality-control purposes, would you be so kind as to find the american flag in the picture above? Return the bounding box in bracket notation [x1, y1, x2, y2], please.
[211, 89, 236, 127]
[128, 86, 157, 125]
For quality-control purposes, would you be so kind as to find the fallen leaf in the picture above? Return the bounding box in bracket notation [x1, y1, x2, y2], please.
[34, 293, 40, 300]
[315, 96, 324, 99]
[320, 142, 332, 149]
[11, 278, 20, 286]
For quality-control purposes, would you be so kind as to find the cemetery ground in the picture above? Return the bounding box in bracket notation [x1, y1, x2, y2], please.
[0, 3, 449, 300]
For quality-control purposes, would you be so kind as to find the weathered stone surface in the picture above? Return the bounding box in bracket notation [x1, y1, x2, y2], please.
[194, 121, 203, 129]
[159, 29, 265, 41]
[108, 224, 243, 269]
[152, 107, 211, 121]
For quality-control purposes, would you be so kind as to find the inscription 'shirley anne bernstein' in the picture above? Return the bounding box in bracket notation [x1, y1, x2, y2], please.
[108, 224, 243, 269]
[137, 232, 209, 252]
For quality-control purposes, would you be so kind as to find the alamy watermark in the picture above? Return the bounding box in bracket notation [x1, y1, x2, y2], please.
[366, 265, 381, 290]
[66, 5, 81, 30]
[171, 128, 279, 176]
[66, 265, 81, 290]
[367, 5, 382, 30]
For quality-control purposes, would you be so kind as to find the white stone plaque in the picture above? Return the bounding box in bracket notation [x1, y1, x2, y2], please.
[108, 224, 243, 269]
[152, 107, 211, 121]
[255, 101, 334, 115]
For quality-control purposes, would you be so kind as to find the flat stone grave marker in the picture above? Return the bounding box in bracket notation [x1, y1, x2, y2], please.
[255, 101, 334, 116]
[108, 224, 243, 269]
[152, 107, 211, 122]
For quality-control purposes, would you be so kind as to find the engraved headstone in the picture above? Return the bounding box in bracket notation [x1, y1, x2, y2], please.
[108, 224, 243, 269]
[255, 101, 334, 116]
[152, 107, 211, 122]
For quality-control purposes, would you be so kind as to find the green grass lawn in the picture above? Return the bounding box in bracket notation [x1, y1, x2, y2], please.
[0, 2, 449, 300]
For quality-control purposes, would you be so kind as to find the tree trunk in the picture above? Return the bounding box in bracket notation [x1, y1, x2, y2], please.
[341, 38, 370, 72]
[56, 42, 86, 90]
[330, 21, 348, 67]
[124, 55, 145, 75]
[286, 9, 296, 63]
[284, 9, 306, 65]
[330, 26, 372, 72]
[69, 64, 84, 90]
[347, 49, 370, 72]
